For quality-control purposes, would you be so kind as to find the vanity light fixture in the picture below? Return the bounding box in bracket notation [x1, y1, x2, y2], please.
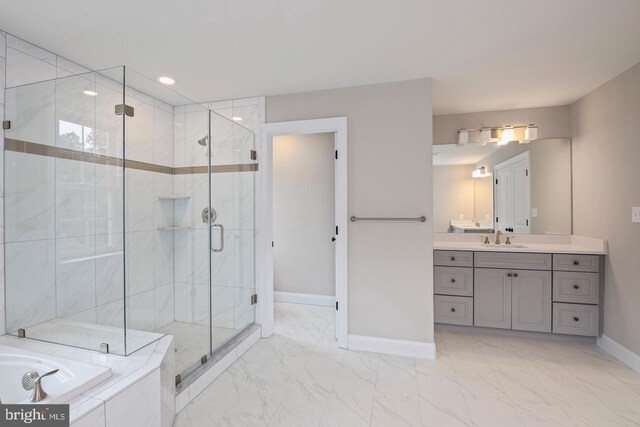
[457, 130, 469, 145]
[457, 124, 538, 145]
[522, 124, 538, 143]
[232, 116, 243, 121]
[472, 166, 492, 178]
[480, 128, 492, 145]
[83, 90, 98, 96]
[498, 126, 515, 145]
[158, 76, 176, 85]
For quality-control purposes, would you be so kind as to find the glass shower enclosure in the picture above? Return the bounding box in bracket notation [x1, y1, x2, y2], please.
[2, 66, 257, 382]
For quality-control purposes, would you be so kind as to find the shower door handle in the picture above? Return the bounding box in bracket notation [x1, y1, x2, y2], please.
[211, 224, 224, 252]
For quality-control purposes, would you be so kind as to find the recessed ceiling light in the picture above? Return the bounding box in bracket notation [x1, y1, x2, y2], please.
[83, 90, 98, 96]
[232, 116, 243, 121]
[158, 76, 176, 85]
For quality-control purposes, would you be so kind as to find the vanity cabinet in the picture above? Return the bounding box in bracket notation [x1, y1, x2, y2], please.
[511, 270, 552, 332]
[474, 268, 551, 332]
[434, 267, 473, 296]
[434, 250, 603, 337]
[434, 295, 473, 325]
[474, 268, 512, 329]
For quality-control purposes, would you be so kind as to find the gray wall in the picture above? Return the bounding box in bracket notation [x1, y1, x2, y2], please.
[434, 105, 572, 145]
[267, 79, 434, 343]
[433, 165, 474, 232]
[273, 133, 335, 297]
[571, 62, 640, 354]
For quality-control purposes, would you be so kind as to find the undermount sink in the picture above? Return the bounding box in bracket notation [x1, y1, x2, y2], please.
[483, 243, 528, 249]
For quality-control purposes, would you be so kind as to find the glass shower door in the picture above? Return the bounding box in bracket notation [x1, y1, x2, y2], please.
[210, 112, 256, 352]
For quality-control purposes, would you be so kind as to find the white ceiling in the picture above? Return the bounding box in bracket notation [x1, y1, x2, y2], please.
[1, 0, 639, 114]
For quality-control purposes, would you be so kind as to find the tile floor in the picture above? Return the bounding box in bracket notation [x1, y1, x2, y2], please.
[174, 302, 640, 426]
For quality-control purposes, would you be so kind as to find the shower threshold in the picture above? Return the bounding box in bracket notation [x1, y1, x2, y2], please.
[174, 323, 261, 394]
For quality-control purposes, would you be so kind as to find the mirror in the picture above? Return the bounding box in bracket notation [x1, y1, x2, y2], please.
[433, 138, 572, 234]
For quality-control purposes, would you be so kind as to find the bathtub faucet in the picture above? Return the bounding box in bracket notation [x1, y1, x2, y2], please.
[22, 369, 59, 402]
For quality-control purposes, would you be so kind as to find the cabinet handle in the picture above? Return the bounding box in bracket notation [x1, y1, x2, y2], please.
[573, 316, 580, 322]
[507, 273, 513, 277]
[513, 273, 519, 278]
[573, 260, 579, 266]
[450, 278, 456, 283]
[450, 256, 456, 261]
[573, 284, 580, 289]
[450, 307, 456, 313]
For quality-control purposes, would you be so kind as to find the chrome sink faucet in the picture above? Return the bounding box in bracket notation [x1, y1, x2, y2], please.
[495, 230, 503, 245]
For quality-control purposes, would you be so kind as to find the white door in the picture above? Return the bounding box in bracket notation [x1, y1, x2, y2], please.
[510, 158, 530, 233]
[493, 152, 531, 233]
[494, 168, 511, 232]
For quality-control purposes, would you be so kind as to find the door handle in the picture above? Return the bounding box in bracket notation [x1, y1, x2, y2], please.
[211, 224, 224, 252]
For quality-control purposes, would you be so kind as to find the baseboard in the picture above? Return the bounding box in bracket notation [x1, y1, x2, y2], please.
[274, 291, 335, 307]
[597, 334, 640, 375]
[348, 334, 436, 359]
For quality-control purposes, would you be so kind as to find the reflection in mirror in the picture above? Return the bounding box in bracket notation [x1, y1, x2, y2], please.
[433, 138, 572, 234]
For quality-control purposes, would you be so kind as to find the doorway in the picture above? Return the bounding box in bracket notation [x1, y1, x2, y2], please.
[257, 117, 348, 348]
[272, 133, 336, 307]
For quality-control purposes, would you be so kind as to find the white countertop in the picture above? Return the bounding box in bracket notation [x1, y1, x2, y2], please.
[433, 233, 607, 255]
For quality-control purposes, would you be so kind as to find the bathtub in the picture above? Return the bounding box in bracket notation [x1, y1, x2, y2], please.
[0, 344, 112, 404]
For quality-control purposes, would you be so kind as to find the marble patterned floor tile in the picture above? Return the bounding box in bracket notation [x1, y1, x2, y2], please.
[330, 366, 377, 421]
[268, 381, 326, 427]
[417, 373, 473, 427]
[319, 393, 371, 427]
[462, 392, 524, 427]
[174, 303, 640, 427]
[173, 404, 226, 427]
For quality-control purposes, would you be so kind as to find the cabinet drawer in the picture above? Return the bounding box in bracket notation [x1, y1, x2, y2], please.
[434, 251, 473, 267]
[553, 303, 599, 337]
[474, 252, 551, 271]
[434, 295, 473, 326]
[553, 272, 600, 304]
[434, 267, 473, 296]
[553, 254, 600, 273]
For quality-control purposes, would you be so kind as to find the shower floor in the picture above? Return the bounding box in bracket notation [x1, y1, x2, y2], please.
[15, 319, 164, 355]
[156, 321, 241, 374]
[14, 319, 244, 376]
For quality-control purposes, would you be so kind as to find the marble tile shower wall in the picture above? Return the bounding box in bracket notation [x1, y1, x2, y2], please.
[172, 98, 263, 331]
[0, 30, 175, 337]
[0, 28, 265, 342]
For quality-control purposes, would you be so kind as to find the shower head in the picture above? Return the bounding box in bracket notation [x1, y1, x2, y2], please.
[197, 136, 208, 146]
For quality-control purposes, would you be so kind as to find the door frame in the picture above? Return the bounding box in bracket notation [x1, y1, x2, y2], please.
[256, 117, 348, 348]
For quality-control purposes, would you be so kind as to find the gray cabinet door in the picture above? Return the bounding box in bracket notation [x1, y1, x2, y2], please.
[511, 270, 552, 332]
[474, 268, 512, 329]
